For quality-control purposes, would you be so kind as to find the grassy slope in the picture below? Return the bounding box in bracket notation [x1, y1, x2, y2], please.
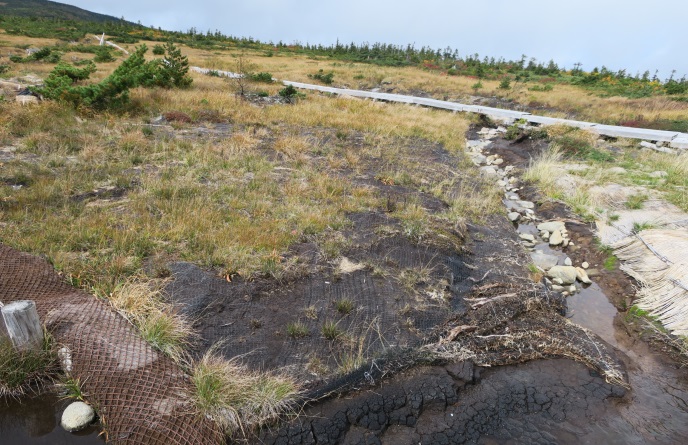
[0, 0, 126, 23]
[0, 31, 485, 292]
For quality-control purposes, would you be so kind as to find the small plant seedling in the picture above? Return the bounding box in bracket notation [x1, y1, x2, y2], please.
[58, 377, 86, 402]
[287, 322, 309, 338]
[625, 193, 648, 210]
[335, 299, 354, 315]
[304, 306, 318, 320]
[603, 255, 617, 271]
[321, 321, 342, 340]
[632, 221, 655, 233]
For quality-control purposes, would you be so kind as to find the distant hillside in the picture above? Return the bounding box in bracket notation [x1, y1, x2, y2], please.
[0, 0, 128, 23]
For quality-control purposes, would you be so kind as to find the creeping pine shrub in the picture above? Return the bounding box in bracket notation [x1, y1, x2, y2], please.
[0, 64, 9, 74]
[93, 47, 115, 63]
[279, 84, 301, 103]
[51, 61, 96, 81]
[152, 44, 166, 55]
[250, 72, 273, 83]
[34, 43, 192, 109]
[308, 69, 334, 85]
[11, 47, 61, 63]
[157, 41, 193, 88]
[498, 78, 511, 90]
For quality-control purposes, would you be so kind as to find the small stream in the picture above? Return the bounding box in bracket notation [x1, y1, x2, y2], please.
[515, 217, 688, 442]
[0, 394, 103, 444]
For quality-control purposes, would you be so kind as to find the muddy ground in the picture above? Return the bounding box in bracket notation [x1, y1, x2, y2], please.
[160, 123, 688, 443]
[252, 129, 686, 444]
[5, 117, 685, 444]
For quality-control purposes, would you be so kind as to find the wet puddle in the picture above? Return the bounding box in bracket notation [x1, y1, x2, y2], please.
[0, 394, 103, 444]
[567, 282, 619, 347]
[513, 201, 688, 444]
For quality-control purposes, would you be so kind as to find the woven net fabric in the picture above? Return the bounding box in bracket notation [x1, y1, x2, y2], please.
[0, 244, 222, 445]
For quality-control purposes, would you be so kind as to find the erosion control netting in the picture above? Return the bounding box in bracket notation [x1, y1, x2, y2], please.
[0, 244, 222, 445]
[167, 210, 626, 411]
[167, 211, 469, 393]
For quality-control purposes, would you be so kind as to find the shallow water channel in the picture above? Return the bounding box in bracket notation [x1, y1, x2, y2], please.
[0, 394, 103, 444]
[517, 220, 688, 443]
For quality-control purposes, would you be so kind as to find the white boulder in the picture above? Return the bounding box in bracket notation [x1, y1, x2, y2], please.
[61, 402, 95, 432]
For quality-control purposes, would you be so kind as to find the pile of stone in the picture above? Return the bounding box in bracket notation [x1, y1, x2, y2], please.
[530, 221, 593, 296]
[467, 128, 537, 225]
[467, 128, 594, 297]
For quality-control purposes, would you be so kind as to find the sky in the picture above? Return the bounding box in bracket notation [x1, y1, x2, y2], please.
[57, 0, 687, 79]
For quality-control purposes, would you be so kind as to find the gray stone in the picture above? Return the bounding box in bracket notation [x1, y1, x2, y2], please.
[471, 154, 487, 165]
[537, 221, 566, 233]
[519, 233, 535, 242]
[582, 261, 589, 269]
[640, 141, 657, 150]
[549, 230, 564, 246]
[546, 266, 578, 285]
[507, 212, 520, 222]
[586, 268, 600, 277]
[608, 166, 627, 174]
[61, 402, 95, 432]
[479, 166, 498, 177]
[564, 257, 572, 266]
[568, 285, 577, 293]
[576, 267, 593, 284]
[531, 251, 559, 270]
[517, 200, 535, 209]
[649, 170, 668, 178]
[16, 95, 38, 105]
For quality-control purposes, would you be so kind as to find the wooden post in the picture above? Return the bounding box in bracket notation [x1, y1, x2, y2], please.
[1, 300, 44, 351]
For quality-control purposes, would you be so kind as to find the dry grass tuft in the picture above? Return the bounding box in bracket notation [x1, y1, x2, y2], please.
[523, 145, 564, 196]
[189, 346, 300, 437]
[109, 280, 194, 363]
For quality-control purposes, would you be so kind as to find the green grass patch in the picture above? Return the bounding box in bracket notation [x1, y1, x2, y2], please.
[625, 193, 648, 209]
[335, 299, 354, 315]
[603, 255, 618, 270]
[321, 321, 343, 340]
[286, 322, 309, 339]
[0, 332, 56, 397]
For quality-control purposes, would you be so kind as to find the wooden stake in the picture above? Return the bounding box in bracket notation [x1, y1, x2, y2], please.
[1, 300, 44, 351]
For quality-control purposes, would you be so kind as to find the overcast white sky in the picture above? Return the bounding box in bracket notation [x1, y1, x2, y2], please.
[58, 0, 687, 78]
